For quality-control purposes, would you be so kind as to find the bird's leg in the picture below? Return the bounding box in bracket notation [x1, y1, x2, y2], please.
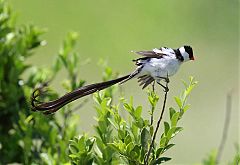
[152, 81, 155, 92]
[156, 76, 170, 83]
[157, 73, 169, 92]
[157, 82, 169, 92]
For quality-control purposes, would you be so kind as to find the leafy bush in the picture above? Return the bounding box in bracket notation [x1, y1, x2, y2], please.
[0, 1, 82, 164]
[68, 74, 197, 164]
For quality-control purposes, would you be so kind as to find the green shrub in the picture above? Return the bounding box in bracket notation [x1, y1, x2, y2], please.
[68, 75, 197, 165]
[0, 1, 82, 164]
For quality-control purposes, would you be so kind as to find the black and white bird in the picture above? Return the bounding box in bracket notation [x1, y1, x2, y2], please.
[31, 45, 194, 114]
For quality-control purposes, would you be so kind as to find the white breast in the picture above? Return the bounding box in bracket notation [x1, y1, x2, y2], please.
[141, 57, 181, 79]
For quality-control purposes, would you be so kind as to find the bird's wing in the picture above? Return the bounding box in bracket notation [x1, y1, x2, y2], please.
[159, 47, 175, 55]
[132, 48, 166, 58]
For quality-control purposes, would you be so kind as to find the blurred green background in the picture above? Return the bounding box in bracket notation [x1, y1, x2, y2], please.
[9, 0, 238, 164]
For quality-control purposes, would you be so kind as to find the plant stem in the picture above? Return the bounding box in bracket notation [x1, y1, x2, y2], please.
[150, 81, 156, 125]
[145, 81, 169, 164]
[216, 90, 232, 164]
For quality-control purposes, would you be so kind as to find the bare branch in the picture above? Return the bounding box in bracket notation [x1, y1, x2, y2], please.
[150, 81, 156, 126]
[216, 90, 233, 164]
[145, 80, 169, 164]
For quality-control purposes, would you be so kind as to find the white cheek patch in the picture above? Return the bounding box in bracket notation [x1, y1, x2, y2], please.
[179, 47, 185, 55]
[179, 47, 189, 61]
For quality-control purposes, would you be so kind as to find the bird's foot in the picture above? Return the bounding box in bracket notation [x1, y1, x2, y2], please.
[165, 77, 170, 83]
[157, 82, 169, 92]
[163, 86, 169, 92]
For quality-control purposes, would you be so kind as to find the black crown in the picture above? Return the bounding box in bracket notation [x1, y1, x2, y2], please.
[184, 45, 193, 58]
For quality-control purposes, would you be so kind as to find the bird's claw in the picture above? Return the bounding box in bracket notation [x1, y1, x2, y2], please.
[165, 77, 170, 83]
[157, 82, 169, 92]
[163, 86, 169, 92]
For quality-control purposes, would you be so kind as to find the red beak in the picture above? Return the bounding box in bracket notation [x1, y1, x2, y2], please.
[190, 56, 195, 60]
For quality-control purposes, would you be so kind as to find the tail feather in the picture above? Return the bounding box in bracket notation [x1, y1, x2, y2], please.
[119, 66, 143, 84]
[31, 74, 131, 114]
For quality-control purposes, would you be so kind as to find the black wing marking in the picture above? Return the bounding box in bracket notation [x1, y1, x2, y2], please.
[137, 75, 154, 89]
[132, 50, 165, 66]
[133, 49, 166, 58]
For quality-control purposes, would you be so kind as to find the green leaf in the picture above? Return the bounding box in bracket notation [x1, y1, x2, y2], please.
[126, 142, 134, 154]
[181, 79, 188, 88]
[78, 80, 86, 88]
[162, 143, 175, 154]
[133, 145, 141, 154]
[164, 122, 170, 135]
[141, 128, 151, 153]
[183, 104, 190, 113]
[94, 143, 103, 158]
[130, 151, 139, 160]
[148, 90, 159, 108]
[159, 136, 167, 147]
[156, 147, 164, 158]
[124, 134, 132, 145]
[68, 154, 78, 159]
[52, 57, 62, 73]
[174, 96, 182, 108]
[171, 112, 179, 127]
[172, 127, 184, 138]
[108, 143, 121, 153]
[40, 153, 53, 165]
[134, 106, 142, 119]
[131, 124, 139, 140]
[123, 103, 133, 114]
[69, 143, 78, 154]
[166, 127, 176, 140]
[151, 157, 172, 165]
[59, 54, 68, 68]
[169, 107, 176, 120]
[107, 118, 118, 130]
[131, 145, 141, 159]
[135, 118, 144, 128]
[86, 137, 95, 152]
[118, 129, 126, 140]
[78, 136, 87, 152]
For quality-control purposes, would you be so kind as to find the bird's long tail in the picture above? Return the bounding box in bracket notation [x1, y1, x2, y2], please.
[31, 74, 131, 114]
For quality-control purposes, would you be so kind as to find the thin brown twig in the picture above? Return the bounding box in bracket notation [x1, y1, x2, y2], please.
[150, 81, 156, 126]
[216, 90, 233, 164]
[150, 109, 154, 126]
[144, 80, 169, 164]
